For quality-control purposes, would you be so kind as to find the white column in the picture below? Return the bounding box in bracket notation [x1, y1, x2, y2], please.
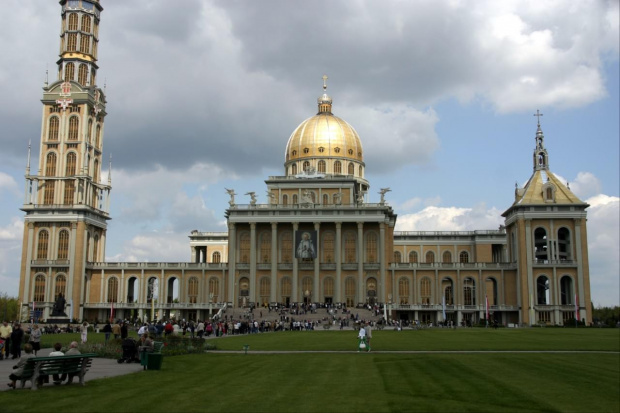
[380, 222, 386, 303]
[271, 222, 278, 303]
[228, 223, 236, 305]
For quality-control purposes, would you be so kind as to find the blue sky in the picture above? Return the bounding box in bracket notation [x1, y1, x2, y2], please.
[0, 0, 618, 306]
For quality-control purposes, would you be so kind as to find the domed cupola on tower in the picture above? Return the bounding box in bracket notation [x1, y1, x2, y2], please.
[285, 76, 366, 182]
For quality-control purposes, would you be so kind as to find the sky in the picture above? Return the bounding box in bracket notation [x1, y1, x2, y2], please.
[0, 0, 618, 307]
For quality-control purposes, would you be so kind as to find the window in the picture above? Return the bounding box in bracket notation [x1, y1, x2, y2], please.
[78, 63, 88, 84]
[46, 153, 57, 176]
[344, 232, 356, 263]
[324, 277, 334, 297]
[49, 117, 59, 140]
[442, 278, 454, 305]
[95, 125, 101, 148]
[537, 276, 550, 304]
[322, 232, 334, 263]
[292, 194, 298, 204]
[398, 278, 409, 304]
[93, 234, 99, 261]
[79, 34, 90, 54]
[58, 230, 70, 259]
[348, 163, 354, 175]
[318, 147, 325, 153]
[359, 165, 363, 177]
[409, 251, 418, 263]
[86, 119, 92, 143]
[212, 251, 221, 263]
[281, 231, 292, 263]
[425, 251, 434, 263]
[281, 277, 291, 298]
[420, 278, 431, 305]
[394, 251, 402, 263]
[334, 161, 342, 174]
[107, 277, 118, 303]
[485, 278, 497, 306]
[302, 277, 312, 297]
[68, 13, 78, 30]
[66, 153, 77, 175]
[292, 150, 297, 156]
[93, 159, 99, 183]
[318, 160, 326, 173]
[291, 164, 297, 175]
[43, 181, 55, 205]
[557, 228, 572, 260]
[303, 147, 309, 154]
[282, 194, 288, 205]
[334, 147, 340, 153]
[464, 278, 476, 306]
[459, 251, 469, 263]
[37, 230, 49, 259]
[260, 232, 271, 263]
[81, 14, 91, 33]
[303, 161, 310, 171]
[239, 233, 250, 263]
[67, 34, 77, 52]
[34, 275, 46, 302]
[188, 277, 198, 304]
[259, 278, 270, 306]
[68, 116, 79, 140]
[442, 251, 452, 263]
[366, 233, 377, 263]
[322, 194, 329, 205]
[534, 228, 548, 261]
[344, 278, 355, 307]
[348, 149, 353, 155]
[209, 278, 219, 302]
[55, 274, 66, 300]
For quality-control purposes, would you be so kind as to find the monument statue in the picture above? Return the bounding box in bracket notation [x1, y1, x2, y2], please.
[51, 292, 67, 317]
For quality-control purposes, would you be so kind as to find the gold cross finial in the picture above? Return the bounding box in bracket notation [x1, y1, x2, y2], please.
[533, 109, 543, 127]
[322, 74, 328, 91]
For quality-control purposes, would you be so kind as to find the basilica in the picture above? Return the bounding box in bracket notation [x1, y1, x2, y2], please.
[18, 0, 592, 326]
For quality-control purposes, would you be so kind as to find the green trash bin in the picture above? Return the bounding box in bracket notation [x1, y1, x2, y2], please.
[147, 353, 163, 370]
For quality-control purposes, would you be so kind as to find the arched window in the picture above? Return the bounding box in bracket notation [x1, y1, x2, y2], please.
[442, 251, 452, 263]
[212, 251, 221, 263]
[560, 276, 573, 305]
[394, 251, 402, 263]
[260, 232, 271, 263]
[557, 228, 572, 261]
[67, 34, 77, 54]
[318, 160, 326, 173]
[442, 278, 454, 305]
[324, 277, 334, 298]
[86, 119, 93, 143]
[281, 232, 292, 263]
[398, 278, 409, 304]
[93, 159, 99, 183]
[322, 232, 334, 263]
[81, 14, 91, 33]
[459, 251, 469, 263]
[78, 63, 88, 84]
[303, 161, 310, 171]
[281, 277, 291, 300]
[301, 277, 312, 298]
[464, 278, 476, 306]
[37, 230, 49, 259]
[259, 278, 270, 306]
[107, 277, 118, 303]
[291, 164, 297, 175]
[86, 233, 91, 261]
[534, 228, 548, 261]
[344, 278, 355, 307]
[344, 232, 356, 263]
[34, 275, 46, 302]
[420, 277, 431, 305]
[485, 277, 498, 306]
[46, 152, 57, 176]
[425, 251, 434, 264]
[209, 278, 219, 302]
[68, 116, 79, 140]
[359, 165, 363, 177]
[322, 194, 329, 205]
[292, 194, 298, 204]
[366, 233, 377, 263]
[188, 277, 198, 304]
[282, 194, 288, 205]
[66, 153, 77, 175]
[536, 275, 550, 305]
[68, 13, 78, 30]
[58, 230, 70, 259]
[239, 233, 250, 263]
[348, 163, 354, 175]
[48, 117, 59, 140]
[44, 180, 55, 205]
[409, 251, 418, 263]
[95, 125, 101, 148]
[334, 161, 342, 174]
[55, 274, 66, 300]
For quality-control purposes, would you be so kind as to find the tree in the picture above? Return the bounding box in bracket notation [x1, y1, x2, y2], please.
[0, 293, 19, 322]
[592, 305, 620, 327]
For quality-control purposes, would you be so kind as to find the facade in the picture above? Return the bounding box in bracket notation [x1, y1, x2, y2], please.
[18, 1, 592, 326]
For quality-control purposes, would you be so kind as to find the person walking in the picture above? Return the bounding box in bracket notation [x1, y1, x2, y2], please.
[357, 324, 367, 352]
[10, 323, 24, 359]
[364, 322, 372, 352]
[102, 321, 112, 343]
[0, 321, 12, 360]
[29, 324, 42, 356]
[80, 321, 89, 344]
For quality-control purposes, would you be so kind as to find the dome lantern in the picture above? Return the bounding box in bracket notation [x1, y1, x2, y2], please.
[317, 74, 332, 114]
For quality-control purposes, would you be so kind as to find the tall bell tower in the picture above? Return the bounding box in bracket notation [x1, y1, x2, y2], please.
[18, 0, 111, 322]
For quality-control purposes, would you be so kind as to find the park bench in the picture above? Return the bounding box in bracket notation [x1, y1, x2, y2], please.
[17, 353, 98, 390]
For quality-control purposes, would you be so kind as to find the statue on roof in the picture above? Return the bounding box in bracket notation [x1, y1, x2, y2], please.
[245, 192, 257, 206]
[379, 188, 391, 205]
[225, 188, 236, 207]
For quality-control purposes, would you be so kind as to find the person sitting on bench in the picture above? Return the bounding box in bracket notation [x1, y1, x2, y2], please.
[7, 343, 34, 389]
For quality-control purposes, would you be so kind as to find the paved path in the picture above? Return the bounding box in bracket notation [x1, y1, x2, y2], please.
[0, 348, 143, 392]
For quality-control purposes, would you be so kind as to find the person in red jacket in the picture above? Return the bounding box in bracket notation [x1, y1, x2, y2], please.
[164, 322, 174, 336]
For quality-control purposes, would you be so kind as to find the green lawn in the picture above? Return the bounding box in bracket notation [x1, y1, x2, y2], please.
[3, 329, 618, 413]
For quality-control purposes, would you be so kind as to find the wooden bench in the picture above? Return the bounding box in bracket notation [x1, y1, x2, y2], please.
[18, 353, 98, 390]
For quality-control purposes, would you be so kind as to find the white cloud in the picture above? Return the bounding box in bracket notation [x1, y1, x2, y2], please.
[395, 203, 503, 231]
[106, 233, 188, 263]
[0, 172, 19, 195]
[568, 172, 603, 200]
[0, 217, 24, 296]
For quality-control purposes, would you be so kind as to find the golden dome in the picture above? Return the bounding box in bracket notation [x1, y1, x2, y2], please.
[285, 113, 364, 163]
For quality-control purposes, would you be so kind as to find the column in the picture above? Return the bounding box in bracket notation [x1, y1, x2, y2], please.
[22, 223, 35, 305]
[227, 223, 236, 305]
[313, 222, 320, 304]
[380, 222, 386, 303]
[250, 222, 257, 304]
[270, 222, 278, 303]
[574, 219, 585, 322]
[335, 222, 342, 303]
[292, 222, 299, 303]
[357, 222, 364, 305]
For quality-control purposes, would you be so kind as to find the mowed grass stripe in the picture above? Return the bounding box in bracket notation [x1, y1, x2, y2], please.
[3, 352, 618, 412]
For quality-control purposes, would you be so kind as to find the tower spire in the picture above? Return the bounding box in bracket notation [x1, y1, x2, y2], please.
[532, 110, 549, 171]
[317, 74, 333, 114]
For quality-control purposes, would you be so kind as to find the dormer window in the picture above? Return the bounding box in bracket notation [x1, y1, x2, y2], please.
[303, 147, 309, 154]
[334, 147, 340, 154]
[348, 149, 353, 155]
[542, 182, 556, 203]
[292, 150, 297, 156]
[318, 147, 325, 153]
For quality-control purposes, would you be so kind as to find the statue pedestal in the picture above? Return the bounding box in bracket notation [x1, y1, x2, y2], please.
[46, 317, 71, 324]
